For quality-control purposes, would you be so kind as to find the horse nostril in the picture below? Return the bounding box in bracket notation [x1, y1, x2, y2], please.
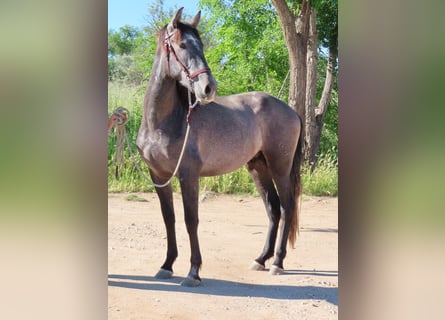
[205, 84, 212, 95]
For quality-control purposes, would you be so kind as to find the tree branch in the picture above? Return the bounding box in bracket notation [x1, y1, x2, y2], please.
[316, 47, 337, 116]
[271, 0, 296, 40]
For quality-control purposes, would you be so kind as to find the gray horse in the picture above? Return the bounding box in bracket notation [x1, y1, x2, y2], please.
[136, 8, 302, 287]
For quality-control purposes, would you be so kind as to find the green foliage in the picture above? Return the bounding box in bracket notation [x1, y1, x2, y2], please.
[200, 0, 289, 97]
[108, 25, 140, 56]
[313, 0, 338, 51]
[319, 88, 338, 160]
[108, 54, 145, 84]
[108, 26, 145, 83]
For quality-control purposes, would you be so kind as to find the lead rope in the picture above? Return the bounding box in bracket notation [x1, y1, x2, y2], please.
[108, 83, 199, 188]
[108, 107, 129, 179]
[151, 83, 199, 187]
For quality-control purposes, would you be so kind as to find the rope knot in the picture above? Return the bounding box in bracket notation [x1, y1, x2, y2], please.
[108, 107, 130, 179]
[108, 106, 129, 134]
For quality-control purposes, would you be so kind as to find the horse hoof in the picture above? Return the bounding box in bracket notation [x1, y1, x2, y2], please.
[155, 268, 173, 279]
[269, 265, 284, 275]
[181, 276, 201, 287]
[249, 261, 266, 271]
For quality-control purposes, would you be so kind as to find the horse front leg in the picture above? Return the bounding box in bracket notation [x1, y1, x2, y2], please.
[178, 171, 202, 287]
[151, 170, 178, 279]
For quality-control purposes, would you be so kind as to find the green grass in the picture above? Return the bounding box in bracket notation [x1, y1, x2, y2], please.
[301, 154, 338, 196]
[108, 82, 337, 196]
[108, 156, 337, 196]
[108, 81, 145, 114]
[199, 167, 258, 195]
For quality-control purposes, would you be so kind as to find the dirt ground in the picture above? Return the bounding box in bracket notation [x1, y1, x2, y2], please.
[108, 193, 338, 320]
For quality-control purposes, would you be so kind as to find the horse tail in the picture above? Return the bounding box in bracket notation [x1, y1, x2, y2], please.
[288, 127, 303, 249]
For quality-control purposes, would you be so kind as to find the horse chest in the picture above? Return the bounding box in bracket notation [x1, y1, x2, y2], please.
[137, 130, 177, 170]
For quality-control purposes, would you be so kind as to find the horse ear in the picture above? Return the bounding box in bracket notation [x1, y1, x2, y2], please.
[190, 11, 201, 28]
[168, 7, 184, 32]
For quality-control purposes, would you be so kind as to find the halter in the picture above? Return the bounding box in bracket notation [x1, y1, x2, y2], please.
[164, 30, 211, 81]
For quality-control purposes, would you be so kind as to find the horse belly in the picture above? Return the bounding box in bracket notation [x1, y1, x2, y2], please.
[199, 130, 261, 176]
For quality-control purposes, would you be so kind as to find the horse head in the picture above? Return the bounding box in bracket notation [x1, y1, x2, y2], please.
[162, 7, 217, 104]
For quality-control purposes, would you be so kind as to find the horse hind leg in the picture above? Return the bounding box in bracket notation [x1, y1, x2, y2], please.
[246, 153, 281, 271]
[268, 173, 298, 275]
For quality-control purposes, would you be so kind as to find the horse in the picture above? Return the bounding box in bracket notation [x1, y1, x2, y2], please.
[136, 7, 303, 287]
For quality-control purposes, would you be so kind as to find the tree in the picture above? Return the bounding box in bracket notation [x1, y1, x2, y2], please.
[108, 25, 140, 57]
[108, 25, 145, 83]
[271, 0, 338, 167]
[200, 0, 289, 96]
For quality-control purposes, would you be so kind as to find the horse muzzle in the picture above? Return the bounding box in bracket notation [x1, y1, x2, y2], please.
[194, 73, 217, 104]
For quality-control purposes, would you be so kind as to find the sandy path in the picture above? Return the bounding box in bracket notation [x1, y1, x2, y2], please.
[108, 193, 338, 319]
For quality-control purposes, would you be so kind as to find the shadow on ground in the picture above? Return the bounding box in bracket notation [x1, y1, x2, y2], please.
[108, 273, 338, 306]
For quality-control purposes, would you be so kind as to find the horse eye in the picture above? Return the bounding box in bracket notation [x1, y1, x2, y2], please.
[179, 42, 187, 49]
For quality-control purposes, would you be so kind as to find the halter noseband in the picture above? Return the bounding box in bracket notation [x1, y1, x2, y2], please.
[164, 30, 211, 80]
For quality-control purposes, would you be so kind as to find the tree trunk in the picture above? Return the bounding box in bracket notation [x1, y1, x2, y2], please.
[305, 7, 318, 163]
[309, 47, 337, 171]
[272, 0, 336, 168]
[271, 0, 310, 154]
[292, 0, 310, 120]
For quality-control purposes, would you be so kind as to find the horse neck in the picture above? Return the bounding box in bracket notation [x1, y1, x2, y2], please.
[142, 54, 184, 131]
